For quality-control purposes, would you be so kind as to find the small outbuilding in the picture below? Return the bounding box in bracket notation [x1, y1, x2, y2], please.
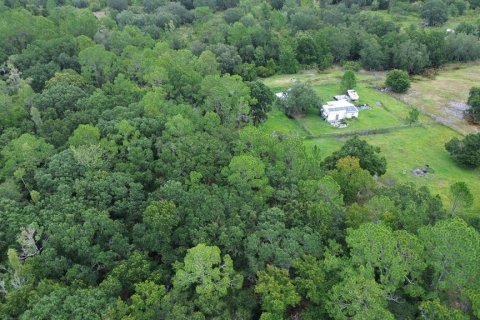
[347, 90, 359, 101]
[275, 92, 287, 99]
[321, 100, 359, 122]
[334, 95, 350, 101]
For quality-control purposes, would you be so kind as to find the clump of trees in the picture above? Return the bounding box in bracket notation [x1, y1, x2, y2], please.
[445, 133, 480, 167]
[279, 82, 321, 118]
[322, 136, 387, 176]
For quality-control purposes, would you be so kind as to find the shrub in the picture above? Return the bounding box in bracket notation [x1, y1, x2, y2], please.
[385, 69, 410, 93]
[445, 133, 480, 168]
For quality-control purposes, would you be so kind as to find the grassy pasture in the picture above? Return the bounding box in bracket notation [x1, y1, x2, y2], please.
[261, 67, 480, 214]
[396, 62, 480, 134]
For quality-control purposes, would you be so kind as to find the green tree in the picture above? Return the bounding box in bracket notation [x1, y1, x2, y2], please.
[255, 265, 301, 319]
[322, 136, 387, 176]
[419, 218, 480, 294]
[360, 38, 387, 70]
[68, 124, 101, 147]
[385, 69, 411, 93]
[341, 70, 356, 91]
[199, 74, 251, 127]
[1, 134, 54, 179]
[445, 133, 480, 168]
[278, 41, 299, 74]
[134, 200, 180, 264]
[347, 223, 426, 295]
[330, 156, 374, 204]
[421, 0, 449, 26]
[393, 40, 430, 74]
[418, 299, 469, 320]
[280, 82, 321, 117]
[247, 81, 274, 125]
[78, 45, 116, 86]
[171, 244, 243, 317]
[466, 87, 480, 122]
[449, 181, 474, 215]
[327, 269, 394, 320]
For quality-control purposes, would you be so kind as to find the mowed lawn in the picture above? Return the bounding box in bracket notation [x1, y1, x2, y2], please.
[261, 71, 480, 213]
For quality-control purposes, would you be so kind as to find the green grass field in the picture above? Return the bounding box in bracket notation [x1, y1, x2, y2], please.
[261, 68, 480, 214]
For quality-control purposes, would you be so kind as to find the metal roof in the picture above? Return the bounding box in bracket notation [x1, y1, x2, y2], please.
[322, 101, 358, 112]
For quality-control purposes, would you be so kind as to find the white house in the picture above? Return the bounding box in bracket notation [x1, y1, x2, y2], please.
[321, 100, 359, 122]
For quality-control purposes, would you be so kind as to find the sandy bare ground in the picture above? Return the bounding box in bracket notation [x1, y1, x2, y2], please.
[93, 11, 106, 19]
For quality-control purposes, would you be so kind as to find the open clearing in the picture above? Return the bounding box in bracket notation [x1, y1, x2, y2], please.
[396, 62, 480, 134]
[261, 66, 480, 214]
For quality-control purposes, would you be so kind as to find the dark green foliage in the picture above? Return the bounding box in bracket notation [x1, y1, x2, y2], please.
[445, 133, 480, 167]
[466, 87, 480, 122]
[247, 81, 274, 125]
[406, 107, 420, 124]
[341, 70, 356, 91]
[421, 0, 448, 26]
[385, 69, 411, 93]
[279, 82, 321, 117]
[1, 1, 480, 319]
[322, 136, 387, 176]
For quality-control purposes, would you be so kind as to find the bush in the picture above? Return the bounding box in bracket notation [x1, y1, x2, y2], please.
[421, 0, 448, 26]
[466, 87, 480, 123]
[280, 82, 321, 118]
[342, 61, 362, 72]
[341, 70, 356, 91]
[385, 69, 410, 93]
[445, 133, 480, 167]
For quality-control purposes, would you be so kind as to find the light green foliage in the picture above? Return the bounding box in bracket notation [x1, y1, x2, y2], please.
[224, 154, 272, 197]
[419, 218, 480, 293]
[327, 268, 393, 320]
[2, 0, 480, 318]
[418, 298, 469, 320]
[393, 40, 430, 74]
[406, 107, 420, 124]
[78, 44, 117, 86]
[347, 223, 426, 295]
[68, 124, 101, 147]
[278, 41, 299, 74]
[255, 265, 300, 318]
[385, 69, 411, 93]
[449, 181, 474, 214]
[330, 156, 375, 204]
[280, 81, 321, 117]
[200, 74, 251, 126]
[341, 70, 356, 91]
[421, 0, 448, 26]
[1, 134, 54, 178]
[172, 244, 243, 316]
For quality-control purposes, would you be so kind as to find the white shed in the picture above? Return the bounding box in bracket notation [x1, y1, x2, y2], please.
[347, 90, 359, 101]
[321, 100, 359, 122]
[275, 92, 287, 99]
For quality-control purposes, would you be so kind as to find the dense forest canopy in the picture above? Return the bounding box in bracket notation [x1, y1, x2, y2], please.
[1, 0, 480, 318]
